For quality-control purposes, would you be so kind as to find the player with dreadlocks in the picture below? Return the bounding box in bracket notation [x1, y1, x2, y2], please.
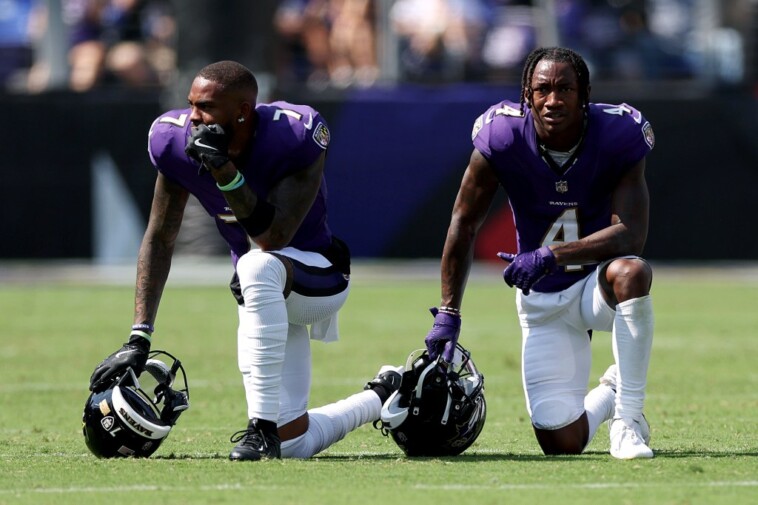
[517, 47, 591, 114]
[423, 47, 657, 459]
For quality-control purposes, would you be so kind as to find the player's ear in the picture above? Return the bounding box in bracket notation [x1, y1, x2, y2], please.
[524, 90, 532, 109]
[238, 101, 253, 123]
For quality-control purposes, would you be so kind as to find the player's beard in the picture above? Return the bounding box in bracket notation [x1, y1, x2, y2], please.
[221, 119, 237, 137]
[222, 120, 245, 160]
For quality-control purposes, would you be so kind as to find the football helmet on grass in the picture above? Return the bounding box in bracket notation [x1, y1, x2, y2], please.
[82, 350, 190, 458]
[377, 344, 486, 456]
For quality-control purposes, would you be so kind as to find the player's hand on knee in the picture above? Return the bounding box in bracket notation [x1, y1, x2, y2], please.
[498, 246, 557, 295]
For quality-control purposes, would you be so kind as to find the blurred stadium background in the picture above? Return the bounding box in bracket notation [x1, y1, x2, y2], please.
[1, 0, 756, 265]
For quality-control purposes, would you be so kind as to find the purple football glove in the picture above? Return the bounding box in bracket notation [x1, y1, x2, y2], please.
[497, 246, 557, 295]
[424, 307, 461, 363]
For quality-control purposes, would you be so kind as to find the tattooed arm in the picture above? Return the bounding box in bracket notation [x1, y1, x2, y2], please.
[133, 172, 190, 327]
[209, 152, 326, 252]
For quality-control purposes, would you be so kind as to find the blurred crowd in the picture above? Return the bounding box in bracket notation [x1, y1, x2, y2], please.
[1, 0, 175, 92]
[1, 0, 754, 93]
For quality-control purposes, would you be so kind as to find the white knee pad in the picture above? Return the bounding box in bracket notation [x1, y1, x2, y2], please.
[236, 250, 287, 308]
[531, 398, 584, 431]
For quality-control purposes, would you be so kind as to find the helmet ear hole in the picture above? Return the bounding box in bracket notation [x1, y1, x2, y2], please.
[378, 344, 486, 457]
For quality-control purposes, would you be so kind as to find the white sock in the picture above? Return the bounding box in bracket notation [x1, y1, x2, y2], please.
[612, 295, 654, 420]
[584, 383, 615, 445]
[281, 390, 381, 458]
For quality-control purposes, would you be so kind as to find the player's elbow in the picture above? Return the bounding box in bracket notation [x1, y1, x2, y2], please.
[251, 227, 294, 252]
[614, 223, 647, 256]
[252, 235, 288, 252]
[627, 232, 647, 256]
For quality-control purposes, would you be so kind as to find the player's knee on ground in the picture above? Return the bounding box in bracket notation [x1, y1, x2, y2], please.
[280, 411, 333, 458]
[531, 399, 586, 454]
[531, 398, 582, 431]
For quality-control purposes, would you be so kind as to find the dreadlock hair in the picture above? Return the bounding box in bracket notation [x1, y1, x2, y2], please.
[197, 60, 258, 98]
[519, 47, 590, 115]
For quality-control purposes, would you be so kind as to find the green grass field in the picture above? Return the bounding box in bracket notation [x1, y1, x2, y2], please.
[1, 261, 757, 505]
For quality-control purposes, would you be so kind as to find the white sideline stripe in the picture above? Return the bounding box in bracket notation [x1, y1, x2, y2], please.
[1, 481, 757, 495]
[415, 481, 758, 491]
[0, 484, 249, 495]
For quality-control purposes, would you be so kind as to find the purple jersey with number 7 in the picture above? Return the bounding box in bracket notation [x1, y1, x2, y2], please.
[472, 100, 655, 293]
[147, 101, 333, 266]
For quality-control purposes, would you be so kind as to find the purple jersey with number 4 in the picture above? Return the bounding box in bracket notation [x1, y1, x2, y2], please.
[472, 100, 655, 293]
[147, 101, 333, 266]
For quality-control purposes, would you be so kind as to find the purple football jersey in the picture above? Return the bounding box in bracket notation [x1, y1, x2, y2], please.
[472, 101, 654, 292]
[147, 101, 333, 266]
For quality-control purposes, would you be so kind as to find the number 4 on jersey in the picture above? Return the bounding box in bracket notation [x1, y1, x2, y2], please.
[543, 208, 583, 272]
[601, 104, 642, 124]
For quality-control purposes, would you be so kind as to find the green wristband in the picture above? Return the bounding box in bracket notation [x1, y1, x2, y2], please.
[217, 172, 245, 192]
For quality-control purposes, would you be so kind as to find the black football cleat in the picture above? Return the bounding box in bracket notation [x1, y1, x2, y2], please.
[364, 366, 404, 404]
[229, 418, 281, 461]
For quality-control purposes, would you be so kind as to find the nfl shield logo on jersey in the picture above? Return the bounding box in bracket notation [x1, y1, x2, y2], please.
[555, 180, 568, 193]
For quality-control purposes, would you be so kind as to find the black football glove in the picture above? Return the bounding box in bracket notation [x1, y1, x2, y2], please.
[89, 334, 151, 392]
[184, 123, 230, 171]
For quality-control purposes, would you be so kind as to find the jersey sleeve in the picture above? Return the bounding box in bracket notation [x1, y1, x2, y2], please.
[263, 102, 330, 176]
[594, 103, 654, 169]
[147, 109, 194, 174]
[471, 101, 524, 160]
